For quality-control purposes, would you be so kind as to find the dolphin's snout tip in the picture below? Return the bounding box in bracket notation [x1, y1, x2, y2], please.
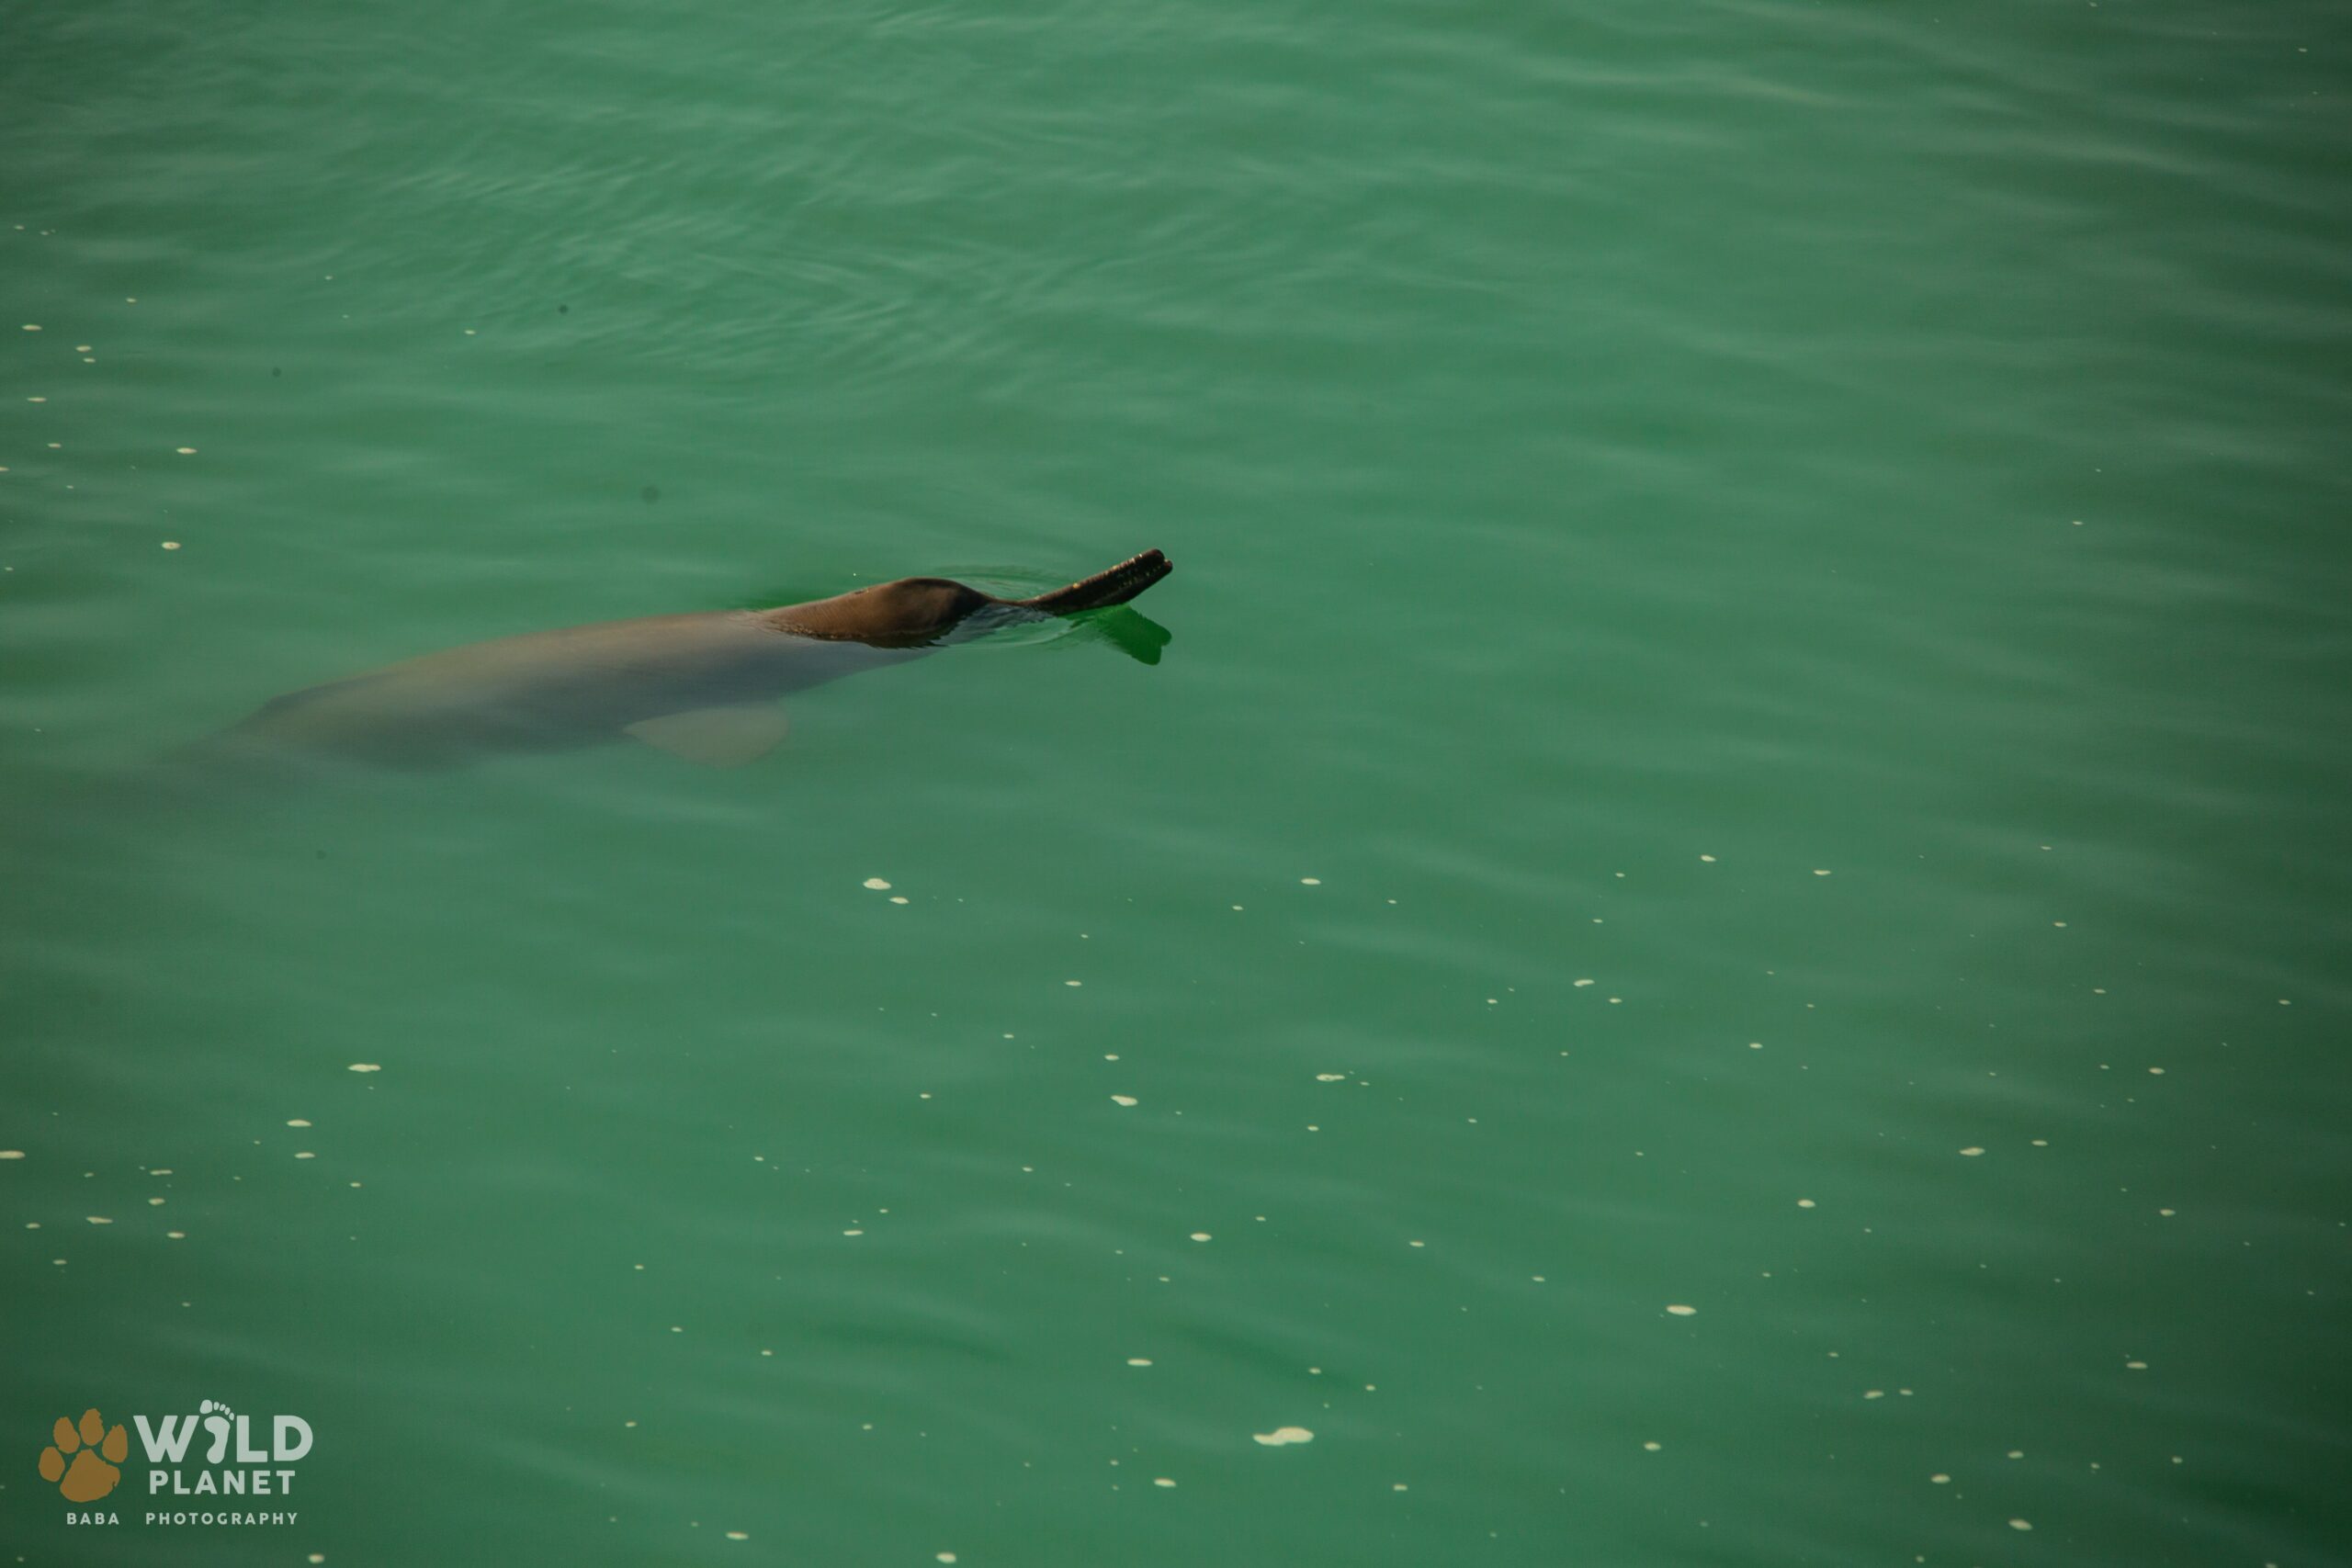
[1020, 549, 1174, 614]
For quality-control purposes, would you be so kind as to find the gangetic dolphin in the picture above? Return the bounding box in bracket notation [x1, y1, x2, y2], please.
[203, 549, 1172, 771]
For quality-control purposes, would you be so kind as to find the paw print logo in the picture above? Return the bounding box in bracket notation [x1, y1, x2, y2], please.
[39, 1408, 128, 1503]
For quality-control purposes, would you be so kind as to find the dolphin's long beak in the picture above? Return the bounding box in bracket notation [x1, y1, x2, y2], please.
[1016, 550, 1172, 615]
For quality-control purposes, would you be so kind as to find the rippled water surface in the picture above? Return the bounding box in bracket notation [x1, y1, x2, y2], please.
[6, 1, 2349, 1562]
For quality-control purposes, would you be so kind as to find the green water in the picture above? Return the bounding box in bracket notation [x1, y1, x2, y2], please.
[6, 0, 2349, 1562]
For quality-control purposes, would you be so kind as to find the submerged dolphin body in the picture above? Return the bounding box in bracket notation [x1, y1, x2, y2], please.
[204, 550, 1173, 771]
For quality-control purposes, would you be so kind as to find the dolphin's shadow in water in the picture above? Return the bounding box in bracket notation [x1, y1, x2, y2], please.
[1075, 605, 1172, 666]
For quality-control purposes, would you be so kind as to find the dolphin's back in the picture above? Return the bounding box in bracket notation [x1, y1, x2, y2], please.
[198, 550, 1171, 773]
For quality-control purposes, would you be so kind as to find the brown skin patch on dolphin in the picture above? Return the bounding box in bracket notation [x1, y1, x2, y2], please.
[769, 551, 1172, 642]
